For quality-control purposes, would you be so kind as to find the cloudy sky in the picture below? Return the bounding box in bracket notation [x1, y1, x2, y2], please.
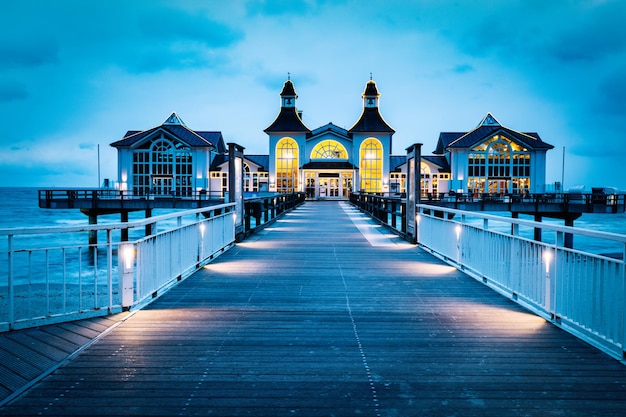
[1, 0, 625, 190]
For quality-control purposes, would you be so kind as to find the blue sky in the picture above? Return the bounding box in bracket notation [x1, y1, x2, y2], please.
[1, 0, 625, 190]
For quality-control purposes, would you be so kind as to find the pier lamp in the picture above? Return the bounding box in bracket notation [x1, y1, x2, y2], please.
[119, 243, 135, 309]
[543, 249, 553, 311]
[198, 222, 206, 262]
[543, 250, 553, 274]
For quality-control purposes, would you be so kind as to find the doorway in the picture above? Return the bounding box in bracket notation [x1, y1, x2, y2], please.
[152, 176, 172, 196]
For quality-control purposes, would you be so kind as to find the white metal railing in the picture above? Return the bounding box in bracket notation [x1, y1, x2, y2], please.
[0, 203, 235, 331]
[416, 204, 626, 361]
[124, 208, 235, 309]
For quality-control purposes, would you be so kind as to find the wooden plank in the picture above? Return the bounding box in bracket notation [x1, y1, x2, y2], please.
[1, 201, 626, 417]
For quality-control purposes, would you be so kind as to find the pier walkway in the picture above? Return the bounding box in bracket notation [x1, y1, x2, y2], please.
[1, 201, 626, 416]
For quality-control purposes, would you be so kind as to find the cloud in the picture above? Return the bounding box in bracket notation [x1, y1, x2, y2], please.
[452, 64, 474, 74]
[245, 0, 329, 16]
[0, 80, 28, 102]
[0, 38, 58, 68]
[596, 67, 626, 117]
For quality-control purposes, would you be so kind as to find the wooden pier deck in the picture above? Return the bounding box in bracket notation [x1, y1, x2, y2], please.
[1, 201, 626, 416]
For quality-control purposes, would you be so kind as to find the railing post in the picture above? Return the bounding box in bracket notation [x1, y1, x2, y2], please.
[8, 235, 14, 329]
[118, 241, 135, 310]
[107, 229, 114, 313]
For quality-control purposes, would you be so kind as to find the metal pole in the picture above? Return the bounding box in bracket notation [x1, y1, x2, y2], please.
[561, 146, 565, 192]
[98, 144, 101, 188]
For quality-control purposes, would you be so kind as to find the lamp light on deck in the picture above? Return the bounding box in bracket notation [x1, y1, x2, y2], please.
[455, 224, 462, 240]
[199, 222, 206, 238]
[415, 214, 421, 225]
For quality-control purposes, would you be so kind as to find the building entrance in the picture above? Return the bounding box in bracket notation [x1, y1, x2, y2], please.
[304, 171, 353, 200]
[152, 176, 173, 196]
[488, 179, 510, 196]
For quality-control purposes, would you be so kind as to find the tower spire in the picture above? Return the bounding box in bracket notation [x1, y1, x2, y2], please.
[362, 77, 380, 108]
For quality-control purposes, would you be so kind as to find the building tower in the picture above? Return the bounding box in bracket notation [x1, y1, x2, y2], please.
[348, 78, 395, 193]
[265, 77, 311, 193]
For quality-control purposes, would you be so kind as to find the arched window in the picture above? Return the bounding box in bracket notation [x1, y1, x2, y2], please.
[131, 136, 193, 197]
[152, 139, 173, 176]
[276, 137, 299, 193]
[467, 134, 530, 195]
[311, 140, 348, 159]
[359, 138, 382, 193]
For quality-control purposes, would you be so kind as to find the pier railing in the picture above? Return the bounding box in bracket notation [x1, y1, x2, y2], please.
[0, 203, 235, 331]
[1, 193, 304, 332]
[415, 204, 626, 361]
[351, 192, 626, 361]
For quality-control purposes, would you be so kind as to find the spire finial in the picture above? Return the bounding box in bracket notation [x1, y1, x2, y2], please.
[288, 72, 291, 81]
[370, 72, 373, 81]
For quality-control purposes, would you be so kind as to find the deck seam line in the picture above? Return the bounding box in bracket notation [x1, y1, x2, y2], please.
[0, 311, 138, 409]
[336, 246, 381, 417]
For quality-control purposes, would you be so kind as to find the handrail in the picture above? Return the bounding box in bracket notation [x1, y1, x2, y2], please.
[413, 204, 626, 361]
[1, 193, 306, 332]
[0, 203, 236, 332]
[351, 193, 626, 361]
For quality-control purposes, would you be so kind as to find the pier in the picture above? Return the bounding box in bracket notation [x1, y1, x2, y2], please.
[2, 201, 626, 416]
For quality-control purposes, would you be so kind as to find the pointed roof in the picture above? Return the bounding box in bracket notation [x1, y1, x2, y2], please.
[478, 112, 500, 127]
[264, 79, 311, 134]
[264, 108, 311, 133]
[434, 113, 553, 153]
[110, 114, 222, 149]
[310, 122, 349, 138]
[280, 80, 297, 97]
[163, 112, 186, 126]
[349, 79, 394, 134]
[348, 108, 395, 134]
[363, 80, 380, 98]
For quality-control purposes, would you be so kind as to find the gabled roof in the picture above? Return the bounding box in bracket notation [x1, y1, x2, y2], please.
[348, 108, 395, 134]
[210, 154, 270, 172]
[435, 113, 553, 153]
[264, 107, 311, 134]
[390, 155, 451, 173]
[422, 155, 450, 172]
[390, 155, 406, 171]
[434, 132, 464, 154]
[310, 123, 349, 139]
[110, 112, 221, 149]
[447, 126, 553, 151]
[245, 155, 269, 170]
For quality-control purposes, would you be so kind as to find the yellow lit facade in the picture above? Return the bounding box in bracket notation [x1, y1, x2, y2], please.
[264, 77, 395, 199]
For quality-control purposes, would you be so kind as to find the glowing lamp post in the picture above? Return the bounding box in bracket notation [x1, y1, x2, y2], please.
[543, 249, 553, 311]
[455, 224, 462, 263]
[119, 243, 135, 309]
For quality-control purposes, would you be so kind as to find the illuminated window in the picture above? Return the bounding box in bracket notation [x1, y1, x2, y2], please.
[420, 162, 432, 197]
[390, 172, 405, 193]
[276, 137, 299, 193]
[466, 134, 530, 194]
[311, 140, 347, 159]
[132, 136, 192, 197]
[359, 138, 382, 193]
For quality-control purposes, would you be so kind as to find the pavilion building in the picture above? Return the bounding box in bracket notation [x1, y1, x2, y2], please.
[109, 78, 553, 200]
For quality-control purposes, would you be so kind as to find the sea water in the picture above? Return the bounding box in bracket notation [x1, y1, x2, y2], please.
[1, 187, 625, 281]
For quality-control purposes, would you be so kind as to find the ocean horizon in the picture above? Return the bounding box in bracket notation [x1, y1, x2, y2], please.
[1, 186, 625, 255]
